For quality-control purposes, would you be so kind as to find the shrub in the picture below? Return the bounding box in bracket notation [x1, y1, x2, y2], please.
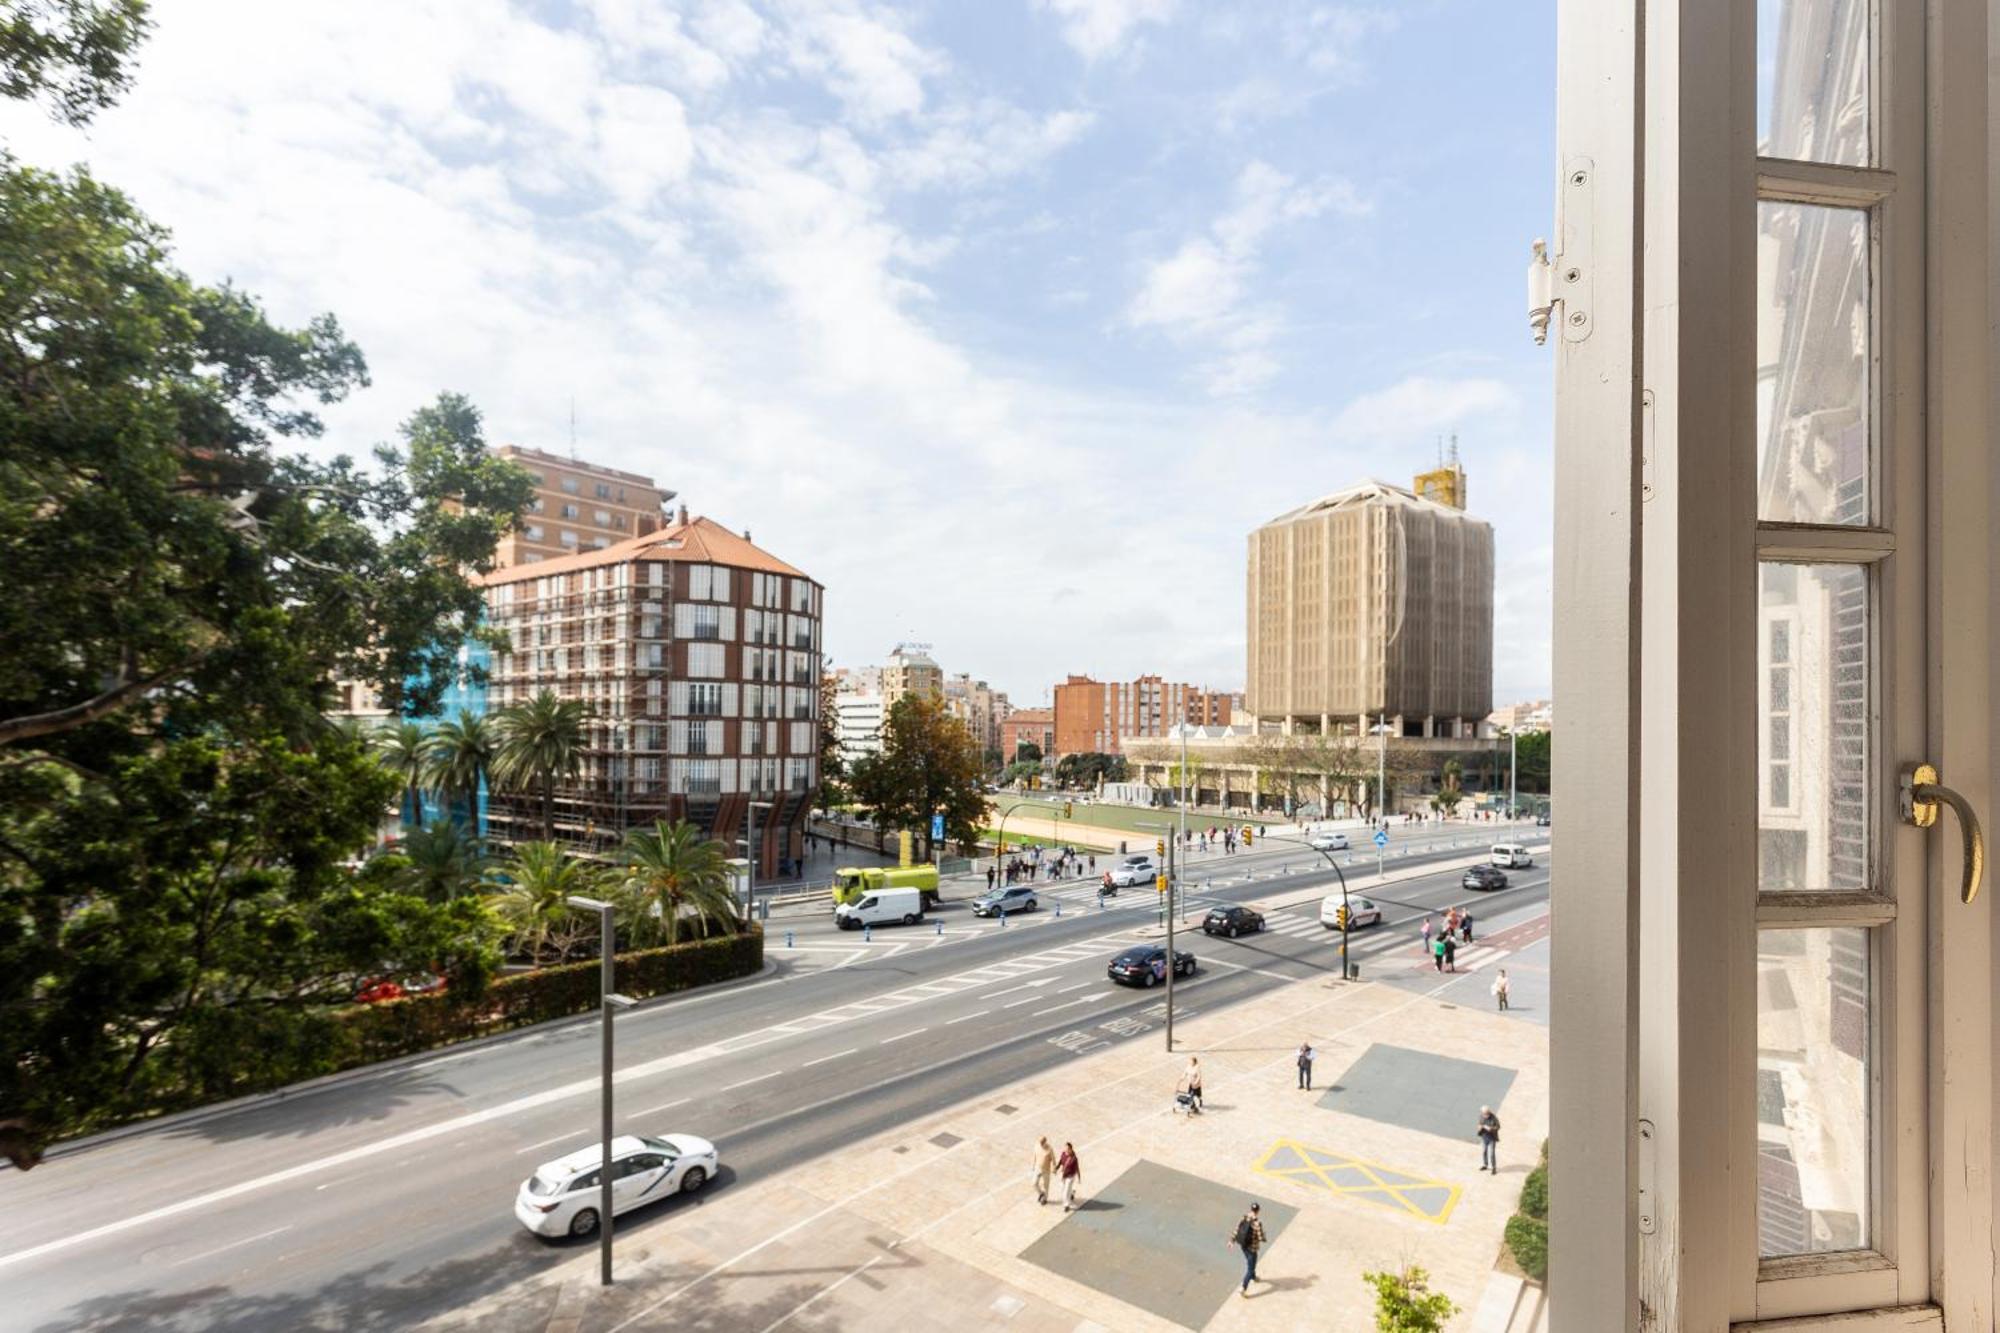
[1505, 1213, 1549, 1282]
[1361, 1265, 1458, 1332]
[1519, 1160, 1548, 1221]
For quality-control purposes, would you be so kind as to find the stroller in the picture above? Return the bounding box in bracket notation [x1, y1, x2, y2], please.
[1173, 1079, 1201, 1117]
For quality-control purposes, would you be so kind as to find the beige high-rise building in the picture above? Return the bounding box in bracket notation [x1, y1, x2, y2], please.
[943, 672, 1009, 755]
[879, 643, 943, 709]
[493, 444, 675, 567]
[1246, 475, 1494, 738]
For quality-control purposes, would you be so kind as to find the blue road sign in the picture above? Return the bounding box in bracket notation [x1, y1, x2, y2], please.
[1373, 828, 1390, 848]
[931, 813, 945, 840]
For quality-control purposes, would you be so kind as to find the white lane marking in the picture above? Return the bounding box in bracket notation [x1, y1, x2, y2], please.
[1052, 981, 1090, 995]
[759, 1256, 883, 1333]
[943, 1009, 989, 1025]
[174, 1225, 292, 1268]
[800, 1049, 858, 1069]
[878, 1028, 928, 1045]
[1195, 956, 1302, 983]
[1002, 996, 1046, 1009]
[515, 1130, 591, 1156]
[980, 977, 1058, 1000]
[1031, 993, 1113, 1018]
[631, 1097, 691, 1119]
[724, 1071, 781, 1092]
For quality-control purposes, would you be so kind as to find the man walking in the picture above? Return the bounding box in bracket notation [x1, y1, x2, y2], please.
[1443, 933, 1458, 973]
[1057, 1141, 1082, 1211]
[1033, 1136, 1055, 1205]
[1477, 1106, 1501, 1174]
[987, 864, 997, 893]
[1229, 1202, 1267, 1297]
[1296, 1042, 1315, 1090]
[1492, 969, 1510, 1012]
[1182, 1056, 1204, 1114]
[1460, 908, 1474, 944]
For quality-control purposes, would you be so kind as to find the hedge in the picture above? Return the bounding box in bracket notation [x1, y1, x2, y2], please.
[331, 927, 763, 1069]
[1505, 1214, 1548, 1282]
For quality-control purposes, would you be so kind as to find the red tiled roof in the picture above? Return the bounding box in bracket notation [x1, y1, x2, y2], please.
[480, 515, 815, 586]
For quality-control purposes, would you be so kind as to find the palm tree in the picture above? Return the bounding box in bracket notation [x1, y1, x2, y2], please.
[376, 721, 434, 830]
[426, 710, 496, 831]
[488, 842, 596, 965]
[615, 819, 737, 947]
[392, 820, 490, 901]
[492, 689, 588, 841]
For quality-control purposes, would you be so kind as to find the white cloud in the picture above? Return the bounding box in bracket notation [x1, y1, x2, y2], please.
[782, 4, 943, 125]
[1036, 0, 1175, 61]
[1328, 376, 1520, 442]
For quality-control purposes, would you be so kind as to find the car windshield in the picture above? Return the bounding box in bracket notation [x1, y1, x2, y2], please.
[640, 1136, 682, 1161]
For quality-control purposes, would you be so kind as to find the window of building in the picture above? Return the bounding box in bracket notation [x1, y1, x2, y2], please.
[525, 525, 544, 541]
[687, 643, 725, 678]
[561, 503, 579, 519]
[560, 530, 579, 547]
[594, 509, 611, 525]
[595, 482, 611, 499]
[689, 682, 723, 716]
[560, 477, 580, 494]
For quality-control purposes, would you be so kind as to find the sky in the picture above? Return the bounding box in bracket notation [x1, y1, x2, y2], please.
[3, 0, 1556, 709]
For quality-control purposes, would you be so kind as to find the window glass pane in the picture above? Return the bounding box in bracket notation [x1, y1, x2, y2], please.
[1758, 0, 1869, 165]
[1758, 563, 1868, 892]
[1758, 927, 1870, 1256]
[1757, 202, 1870, 524]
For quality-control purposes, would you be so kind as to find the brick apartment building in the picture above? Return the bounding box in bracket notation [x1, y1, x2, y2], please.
[494, 444, 674, 567]
[1001, 709, 1054, 759]
[1050, 674, 1236, 757]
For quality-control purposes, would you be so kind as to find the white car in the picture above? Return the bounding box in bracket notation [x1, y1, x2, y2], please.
[1107, 855, 1158, 888]
[1320, 894, 1383, 929]
[514, 1133, 719, 1239]
[1308, 832, 1351, 852]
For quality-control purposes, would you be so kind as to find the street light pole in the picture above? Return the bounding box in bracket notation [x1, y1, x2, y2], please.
[1304, 845, 1353, 980]
[1376, 713, 1388, 881]
[566, 894, 632, 1287]
[1508, 729, 1518, 821]
[743, 799, 772, 919]
[1138, 819, 1176, 1050]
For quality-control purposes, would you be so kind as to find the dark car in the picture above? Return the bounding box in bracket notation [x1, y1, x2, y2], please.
[1535, 813, 1551, 827]
[1107, 945, 1196, 987]
[1201, 905, 1265, 938]
[1463, 864, 1509, 892]
[972, 885, 1038, 918]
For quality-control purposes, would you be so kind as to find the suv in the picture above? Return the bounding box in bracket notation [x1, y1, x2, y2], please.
[972, 885, 1038, 917]
[1463, 864, 1509, 891]
[1107, 855, 1158, 888]
[1201, 905, 1265, 938]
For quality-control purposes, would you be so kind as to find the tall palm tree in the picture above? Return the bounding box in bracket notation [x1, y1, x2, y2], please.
[425, 710, 496, 831]
[392, 820, 490, 902]
[377, 721, 435, 830]
[492, 689, 588, 841]
[488, 842, 595, 965]
[615, 820, 736, 947]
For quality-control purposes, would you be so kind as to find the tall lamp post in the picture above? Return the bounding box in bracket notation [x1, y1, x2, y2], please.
[1303, 844, 1355, 980]
[742, 799, 773, 919]
[566, 895, 635, 1286]
[991, 800, 1037, 878]
[1138, 819, 1178, 1050]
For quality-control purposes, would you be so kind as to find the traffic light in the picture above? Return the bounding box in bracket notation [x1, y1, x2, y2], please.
[1063, 801, 1073, 818]
[1156, 873, 1169, 894]
[1242, 827, 1254, 846]
[1155, 838, 1166, 858]
[1334, 905, 1349, 930]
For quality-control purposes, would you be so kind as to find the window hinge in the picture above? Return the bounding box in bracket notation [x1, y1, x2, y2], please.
[1527, 158, 1595, 346]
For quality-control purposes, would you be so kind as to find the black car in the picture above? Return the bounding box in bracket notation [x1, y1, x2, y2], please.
[972, 885, 1038, 917]
[1107, 945, 1196, 987]
[1463, 864, 1509, 891]
[1201, 905, 1265, 938]
[1535, 813, 1551, 827]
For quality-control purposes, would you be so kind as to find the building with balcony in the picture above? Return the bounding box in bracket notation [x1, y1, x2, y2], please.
[475, 510, 822, 877]
[1001, 708, 1054, 760]
[943, 672, 1010, 756]
[1050, 674, 1236, 756]
[878, 643, 943, 709]
[494, 444, 674, 568]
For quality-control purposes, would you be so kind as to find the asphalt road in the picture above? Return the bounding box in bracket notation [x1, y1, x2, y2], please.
[0, 827, 1550, 1332]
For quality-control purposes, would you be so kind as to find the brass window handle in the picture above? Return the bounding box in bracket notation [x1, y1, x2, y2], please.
[1901, 763, 1986, 905]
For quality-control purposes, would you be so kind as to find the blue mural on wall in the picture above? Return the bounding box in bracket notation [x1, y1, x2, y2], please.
[406, 634, 492, 839]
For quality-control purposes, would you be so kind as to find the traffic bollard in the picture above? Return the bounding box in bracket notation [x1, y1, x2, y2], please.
[998, 906, 1006, 928]
[785, 929, 794, 948]
[864, 923, 872, 942]
[936, 919, 943, 936]
[1054, 899, 1062, 917]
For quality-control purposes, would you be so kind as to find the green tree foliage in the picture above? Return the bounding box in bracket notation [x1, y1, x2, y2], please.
[1, 0, 149, 126]
[1361, 1265, 1459, 1332]
[1000, 759, 1042, 787]
[381, 819, 490, 903]
[1054, 751, 1127, 789]
[848, 694, 988, 856]
[615, 819, 737, 948]
[376, 721, 434, 829]
[1013, 739, 1042, 764]
[492, 689, 586, 841]
[817, 670, 847, 808]
[424, 711, 497, 829]
[487, 841, 595, 965]
[1512, 729, 1551, 794]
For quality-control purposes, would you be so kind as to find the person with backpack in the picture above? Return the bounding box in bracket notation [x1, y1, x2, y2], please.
[1229, 1203, 1267, 1296]
[1057, 1141, 1082, 1211]
[1477, 1106, 1501, 1174]
[1296, 1042, 1315, 1090]
[1459, 908, 1474, 943]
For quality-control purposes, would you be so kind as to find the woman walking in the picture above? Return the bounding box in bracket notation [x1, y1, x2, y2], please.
[1057, 1141, 1082, 1211]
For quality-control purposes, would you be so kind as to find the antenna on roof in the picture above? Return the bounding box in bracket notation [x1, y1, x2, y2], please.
[568, 397, 578, 460]
[1450, 433, 1461, 469]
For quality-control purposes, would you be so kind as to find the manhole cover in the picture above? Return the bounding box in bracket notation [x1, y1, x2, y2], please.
[995, 1104, 1019, 1115]
[930, 1132, 963, 1148]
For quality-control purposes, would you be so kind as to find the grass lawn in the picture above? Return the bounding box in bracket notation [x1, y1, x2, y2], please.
[980, 827, 1115, 852]
[987, 794, 1274, 835]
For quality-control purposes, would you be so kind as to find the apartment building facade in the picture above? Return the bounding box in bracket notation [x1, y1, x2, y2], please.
[943, 672, 1010, 756]
[494, 444, 674, 568]
[1051, 674, 1236, 757]
[1001, 708, 1053, 759]
[476, 514, 822, 877]
[878, 644, 943, 709]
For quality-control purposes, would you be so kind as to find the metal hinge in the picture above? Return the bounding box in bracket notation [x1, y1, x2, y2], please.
[1527, 158, 1594, 345]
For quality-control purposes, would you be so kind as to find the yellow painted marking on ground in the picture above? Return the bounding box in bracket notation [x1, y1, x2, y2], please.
[1251, 1137, 1463, 1225]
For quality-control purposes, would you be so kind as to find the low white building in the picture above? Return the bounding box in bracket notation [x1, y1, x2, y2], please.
[834, 689, 885, 766]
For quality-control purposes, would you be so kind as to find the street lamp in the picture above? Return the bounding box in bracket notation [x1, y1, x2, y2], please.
[566, 895, 635, 1286]
[990, 799, 1039, 878]
[741, 799, 774, 920]
[1302, 843, 1356, 981]
[1137, 818, 1179, 1051]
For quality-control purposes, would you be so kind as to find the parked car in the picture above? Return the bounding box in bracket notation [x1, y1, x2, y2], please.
[834, 886, 926, 929]
[515, 1133, 719, 1239]
[1107, 855, 1158, 888]
[1463, 864, 1510, 891]
[971, 885, 1039, 918]
[1307, 831, 1351, 852]
[1320, 895, 1384, 929]
[353, 972, 446, 1004]
[1107, 945, 1196, 987]
[1201, 905, 1265, 938]
[1535, 813, 1551, 827]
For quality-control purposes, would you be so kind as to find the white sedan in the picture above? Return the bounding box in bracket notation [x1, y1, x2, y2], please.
[514, 1133, 719, 1239]
[1320, 894, 1383, 929]
[1308, 831, 1351, 852]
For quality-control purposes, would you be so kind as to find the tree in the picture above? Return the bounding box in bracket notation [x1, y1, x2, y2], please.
[2, 0, 150, 126]
[1513, 730, 1551, 794]
[384, 819, 490, 902]
[491, 689, 586, 841]
[847, 695, 988, 857]
[425, 711, 496, 830]
[1014, 740, 1042, 764]
[615, 820, 736, 947]
[816, 671, 847, 809]
[1361, 1265, 1458, 1332]
[376, 721, 434, 830]
[487, 842, 595, 965]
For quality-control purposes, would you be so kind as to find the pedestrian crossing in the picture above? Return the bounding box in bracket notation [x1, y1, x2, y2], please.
[1216, 909, 1511, 974]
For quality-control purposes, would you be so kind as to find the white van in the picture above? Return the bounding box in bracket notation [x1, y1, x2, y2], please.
[834, 886, 925, 930]
[1491, 843, 1533, 868]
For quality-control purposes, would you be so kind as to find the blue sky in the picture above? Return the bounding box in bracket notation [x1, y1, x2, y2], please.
[4, 0, 1555, 708]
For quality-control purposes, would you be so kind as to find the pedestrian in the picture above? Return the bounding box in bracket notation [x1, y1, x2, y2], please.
[1443, 934, 1457, 972]
[1034, 1136, 1055, 1205]
[1057, 1141, 1082, 1210]
[1444, 906, 1460, 937]
[1492, 968, 1511, 1012]
[1088, 854, 1096, 873]
[1460, 908, 1474, 944]
[1432, 934, 1446, 972]
[987, 865, 997, 892]
[1296, 1042, 1315, 1090]
[1478, 1106, 1501, 1174]
[1184, 1056, 1204, 1113]
[1421, 915, 1435, 953]
[1229, 1203, 1267, 1297]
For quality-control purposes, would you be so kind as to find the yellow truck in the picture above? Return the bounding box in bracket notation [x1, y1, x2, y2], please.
[831, 864, 942, 909]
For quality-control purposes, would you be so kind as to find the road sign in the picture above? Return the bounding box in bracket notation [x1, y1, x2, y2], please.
[931, 813, 944, 840]
[1373, 828, 1390, 848]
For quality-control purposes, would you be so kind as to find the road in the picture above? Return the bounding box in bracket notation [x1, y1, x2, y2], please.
[0, 826, 1550, 1332]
